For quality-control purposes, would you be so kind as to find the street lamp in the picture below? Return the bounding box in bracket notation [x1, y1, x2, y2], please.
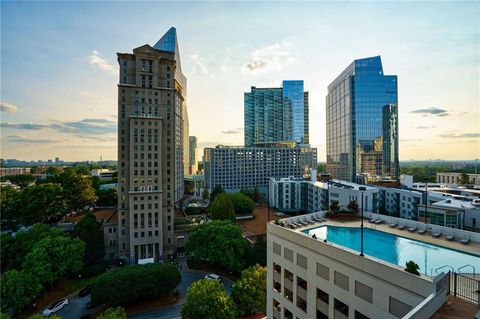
[359, 186, 366, 257]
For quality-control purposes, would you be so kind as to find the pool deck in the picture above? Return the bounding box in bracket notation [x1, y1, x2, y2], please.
[293, 219, 480, 257]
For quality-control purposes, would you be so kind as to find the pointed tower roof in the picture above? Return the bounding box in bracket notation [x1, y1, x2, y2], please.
[153, 27, 182, 71]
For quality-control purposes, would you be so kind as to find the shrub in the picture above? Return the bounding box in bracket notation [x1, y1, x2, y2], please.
[228, 193, 255, 216]
[405, 261, 420, 275]
[91, 263, 181, 306]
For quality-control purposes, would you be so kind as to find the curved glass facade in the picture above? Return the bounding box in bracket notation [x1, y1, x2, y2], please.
[326, 56, 399, 182]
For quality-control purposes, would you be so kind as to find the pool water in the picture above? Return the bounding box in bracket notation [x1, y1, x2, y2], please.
[303, 225, 480, 275]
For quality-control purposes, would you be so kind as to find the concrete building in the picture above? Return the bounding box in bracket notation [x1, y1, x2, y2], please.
[0, 167, 31, 177]
[188, 136, 198, 174]
[326, 56, 399, 183]
[436, 172, 480, 185]
[244, 81, 309, 146]
[267, 213, 474, 319]
[116, 27, 187, 263]
[204, 142, 317, 193]
[269, 178, 378, 215]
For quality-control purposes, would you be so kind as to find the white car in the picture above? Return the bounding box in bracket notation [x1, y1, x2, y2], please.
[204, 273, 221, 281]
[42, 298, 68, 317]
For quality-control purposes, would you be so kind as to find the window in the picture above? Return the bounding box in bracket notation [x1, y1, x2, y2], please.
[355, 281, 373, 303]
[284, 247, 293, 262]
[316, 263, 329, 280]
[297, 253, 307, 269]
[334, 298, 349, 316]
[273, 242, 282, 256]
[389, 297, 412, 318]
[334, 271, 349, 291]
[355, 310, 370, 319]
[317, 288, 329, 304]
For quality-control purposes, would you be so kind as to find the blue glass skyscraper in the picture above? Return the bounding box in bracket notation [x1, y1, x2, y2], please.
[326, 56, 399, 182]
[244, 80, 309, 146]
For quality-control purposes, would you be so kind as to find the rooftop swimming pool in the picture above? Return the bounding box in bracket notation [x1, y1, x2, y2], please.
[303, 225, 480, 275]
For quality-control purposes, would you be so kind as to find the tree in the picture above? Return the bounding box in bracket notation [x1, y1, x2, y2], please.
[460, 173, 469, 185]
[347, 200, 359, 214]
[0, 186, 19, 229]
[96, 188, 117, 207]
[209, 185, 225, 203]
[0, 175, 35, 188]
[97, 307, 127, 319]
[317, 163, 326, 173]
[1, 224, 65, 270]
[91, 263, 181, 306]
[202, 188, 209, 200]
[228, 193, 255, 215]
[329, 200, 340, 212]
[181, 279, 236, 319]
[231, 264, 267, 316]
[251, 188, 261, 203]
[17, 183, 68, 225]
[210, 194, 235, 222]
[22, 236, 85, 288]
[0, 270, 42, 315]
[74, 213, 105, 265]
[60, 170, 97, 211]
[246, 235, 266, 267]
[186, 221, 248, 273]
[405, 260, 420, 275]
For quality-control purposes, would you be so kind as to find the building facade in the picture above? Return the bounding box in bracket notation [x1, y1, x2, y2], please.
[188, 136, 198, 174]
[0, 167, 31, 177]
[244, 81, 309, 146]
[326, 56, 399, 183]
[204, 143, 317, 193]
[116, 27, 187, 263]
[436, 172, 480, 185]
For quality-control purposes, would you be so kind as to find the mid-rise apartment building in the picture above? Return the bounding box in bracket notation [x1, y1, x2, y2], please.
[326, 56, 399, 183]
[204, 142, 317, 193]
[436, 172, 480, 185]
[245, 81, 309, 146]
[0, 167, 31, 177]
[116, 27, 187, 263]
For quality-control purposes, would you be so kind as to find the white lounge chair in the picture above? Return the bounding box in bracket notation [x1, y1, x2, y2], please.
[398, 224, 406, 230]
[431, 231, 441, 238]
[374, 218, 383, 224]
[445, 234, 455, 241]
[408, 226, 417, 232]
[369, 218, 376, 223]
[460, 237, 471, 245]
[417, 228, 427, 235]
[389, 222, 397, 228]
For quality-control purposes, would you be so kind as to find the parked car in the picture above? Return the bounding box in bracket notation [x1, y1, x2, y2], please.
[204, 273, 221, 281]
[42, 298, 68, 317]
[78, 284, 95, 297]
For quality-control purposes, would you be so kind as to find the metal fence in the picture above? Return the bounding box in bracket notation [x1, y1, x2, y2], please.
[448, 271, 480, 304]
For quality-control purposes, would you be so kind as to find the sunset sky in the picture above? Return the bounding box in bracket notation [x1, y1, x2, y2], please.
[1, 1, 479, 161]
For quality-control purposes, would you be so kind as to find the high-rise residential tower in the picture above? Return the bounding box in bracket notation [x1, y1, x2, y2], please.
[326, 56, 399, 183]
[116, 27, 187, 263]
[188, 136, 198, 174]
[244, 80, 309, 146]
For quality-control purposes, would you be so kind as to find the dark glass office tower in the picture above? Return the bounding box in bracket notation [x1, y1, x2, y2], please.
[244, 80, 309, 146]
[326, 56, 398, 182]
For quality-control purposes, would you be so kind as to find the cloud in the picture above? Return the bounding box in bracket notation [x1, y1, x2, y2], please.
[190, 54, 209, 75]
[222, 129, 242, 134]
[6, 135, 57, 144]
[415, 126, 436, 129]
[1, 122, 47, 130]
[401, 139, 423, 142]
[1, 118, 116, 140]
[220, 65, 233, 73]
[243, 39, 297, 73]
[410, 107, 449, 117]
[1, 101, 18, 113]
[89, 50, 117, 74]
[439, 132, 480, 138]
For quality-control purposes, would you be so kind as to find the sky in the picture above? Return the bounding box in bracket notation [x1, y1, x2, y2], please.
[1, 1, 479, 162]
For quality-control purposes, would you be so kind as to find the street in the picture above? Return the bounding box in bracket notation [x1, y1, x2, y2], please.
[49, 271, 232, 319]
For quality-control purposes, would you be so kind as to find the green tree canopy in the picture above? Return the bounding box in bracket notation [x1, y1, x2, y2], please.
[0, 186, 19, 229]
[0, 175, 35, 188]
[347, 200, 359, 214]
[17, 183, 68, 225]
[74, 213, 105, 265]
[210, 194, 235, 222]
[91, 263, 181, 307]
[181, 279, 236, 319]
[22, 236, 85, 287]
[228, 193, 255, 215]
[97, 307, 127, 319]
[231, 264, 267, 316]
[96, 188, 117, 207]
[209, 185, 225, 203]
[246, 235, 266, 267]
[460, 172, 469, 184]
[186, 221, 248, 272]
[60, 170, 97, 211]
[1, 270, 42, 315]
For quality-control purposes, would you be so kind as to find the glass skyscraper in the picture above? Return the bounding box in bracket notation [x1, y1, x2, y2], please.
[244, 80, 309, 146]
[326, 56, 399, 182]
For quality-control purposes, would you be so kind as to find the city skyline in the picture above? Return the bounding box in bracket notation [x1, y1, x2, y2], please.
[1, 1, 479, 161]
